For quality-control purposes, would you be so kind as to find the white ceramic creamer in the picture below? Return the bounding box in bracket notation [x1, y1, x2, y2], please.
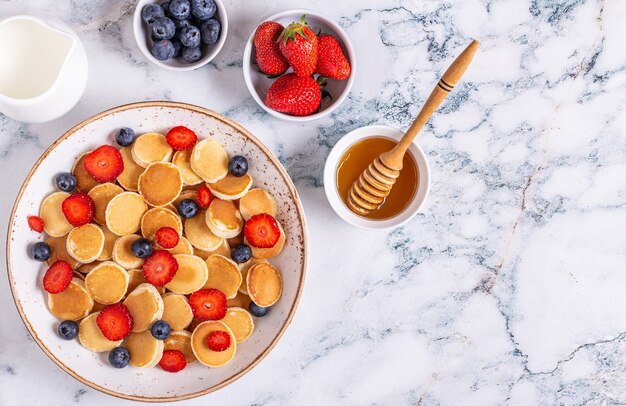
[0, 14, 88, 123]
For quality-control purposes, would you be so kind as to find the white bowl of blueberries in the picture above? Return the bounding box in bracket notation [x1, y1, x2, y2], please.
[133, 0, 227, 70]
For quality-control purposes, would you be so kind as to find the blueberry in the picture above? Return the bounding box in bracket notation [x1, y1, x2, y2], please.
[151, 39, 176, 60]
[171, 38, 183, 57]
[179, 25, 200, 48]
[182, 46, 202, 63]
[58, 320, 79, 340]
[30, 242, 51, 262]
[200, 19, 220, 45]
[173, 17, 192, 32]
[178, 199, 198, 218]
[228, 155, 248, 177]
[249, 302, 270, 317]
[115, 127, 136, 146]
[160, 1, 170, 15]
[152, 17, 176, 40]
[169, 0, 190, 19]
[150, 320, 171, 340]
[191, 0, 216, 20]
[142, 4, 165, 24]
[131, 238, 153, 258]
[231, 244, 252, 264]
[108, 347, 130, 369]
[55, 172, 77, 192]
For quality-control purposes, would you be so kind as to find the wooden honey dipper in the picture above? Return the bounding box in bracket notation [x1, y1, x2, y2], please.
[347, 40, 480, 216]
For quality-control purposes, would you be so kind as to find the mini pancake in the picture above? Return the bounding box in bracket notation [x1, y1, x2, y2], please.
[187, 318, 202, 333]
[206, 199, 244, 239]
[92, 300, 107, 313]
[191, 321, 236, 367]
[166, 254, 208, 294]
[161, 293, 194, 330]
[239, 188, 277, 221]
[97, 226, 117, 261]
[190, 138, 228, 183]
[184, 211, 223, 251]
[77, 262, 100, 274]
[227, 292, 252, 309]
[204, 254, 242, 299]
[126, 330, 164, 368]
[140, 207, 183, 241]
[164, 330, 196, 364]
[72, 152, 100, 192]
[168, 236, 194, 255]
[84, 261, 129, 305]
[138, 162, 183, 207]
[105, 192, 148, 236]
[222, 307, 254, 343]
[72, 270, 85, 281]
[117, 146, 145, 191]
[207, 173, 253, 201]
[131, 132, 173, 168]
[40, 192, 72, 237]
[112, 234, 145, 269]
[246, 221, 285, 259]
[46, 235, 80, 269]
[194, 238, 231, 260]
[123, 283, 164, 332]
[88, 183, 123, 225]
[247, 262, 282, 307]
[173, 190, 197, 208]
[48, 278, 93, 321]
[172, 150, 203, 185]
[66, 223, 105, 263]
[127, 269, 165, 295]
[238, 258, 268, 295]
[78, 312, 122, 352]
[227, 232, 244, 248]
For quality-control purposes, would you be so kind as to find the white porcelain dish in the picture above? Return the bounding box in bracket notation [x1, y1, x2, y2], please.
[6, 101, 307, 401]
[323, 125, 430, 230]
[133, 0, 228, 71]
[242, 9, 355, 122]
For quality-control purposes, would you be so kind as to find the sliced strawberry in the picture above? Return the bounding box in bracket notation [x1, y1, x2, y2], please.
[206, 330, 231, 352]
[83, 145, 124, 182]
[188, 289, 227, 321]
[142, 250, 178, 286]
[166, 126, 197, 151]
[96, 303, 133, 341]
[244, 213, 281, 248]
[196, 185, 212, 208]
[159, 349, 186, 372]
[155, 227, 179, 249]
[28, 215, 44, 233]
[43, 260, 73, 294]
[61, 193, 94, 226]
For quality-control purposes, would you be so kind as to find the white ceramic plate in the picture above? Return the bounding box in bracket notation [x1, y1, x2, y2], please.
[6, 101, 307, 401]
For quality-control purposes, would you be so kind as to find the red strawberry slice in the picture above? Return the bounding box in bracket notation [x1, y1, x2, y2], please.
[61, 193, 94, 226]
[96, 303, 133, 341]
[244, 213, 281, 248]
[155, 227, 179, 249]
[159, 349, 186, 372]
[206, 330, 231, 352]
[166, 126, 197, 151]
[43, 260, 73, 294]
[28, 215, 44, 233]
[142, 250, 178, 286]
[188, 289, 227, 321]
[196, 185, 212, 208]
[83, 145, 124, 183]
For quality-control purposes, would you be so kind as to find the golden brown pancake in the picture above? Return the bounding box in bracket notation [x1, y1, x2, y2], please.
[46, 235, 80, 269]
[172, 150, 203, 185]
[126, 330, 164, 368]
[190, 138, 228, 183]
[168, 236, 194, 255]
[84, 261, 129, 305]
[204, 254, 242, 299]
[161, 293, 194, 331]
[40, 192, 72, 237]
[66, 223, 105, 263]
[97, 226, 117, 261]
[88, 183, 123, 225]
[238, 258, 268, 295]
[123, 283, 164, 332]
[105, 192, 148, 236]
[239, 188, 277, 221]
[138, 162, 183, 207]
[117, 146, 145, 191]
[190, 321, 236, 367]
[47, 278, 93, 321]
[165, 254, 208, 294]
[164, 330, 196, 364]
[72, 152, 100, 193]
[222, 307, 254, 343]
[140, 207, 182, 241]
[78, 312, 122, 352]
[131, 132, 172, 168]
[184, 211, 223, 251]
[194, 238, 231, 260]
[112, 234, 145, 269]
[247, 221, 285, 259]
[227, 292, 252, 309]
[247, 262, 282, 307]
[207, 173, 253, 201]
[206, 199, 244, 239]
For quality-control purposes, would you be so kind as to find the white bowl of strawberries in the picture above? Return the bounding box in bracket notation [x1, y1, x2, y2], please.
[243, 9, 355, 121]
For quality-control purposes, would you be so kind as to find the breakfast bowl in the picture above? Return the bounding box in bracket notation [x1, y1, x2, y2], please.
[242, 9, 355, 122]
[6, 101, 307, 401]
[324, 125, 430, 230]
[133, 0, 228, 71]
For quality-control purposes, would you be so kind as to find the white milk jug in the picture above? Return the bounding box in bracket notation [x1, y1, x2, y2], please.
[0, 14, 88, 123]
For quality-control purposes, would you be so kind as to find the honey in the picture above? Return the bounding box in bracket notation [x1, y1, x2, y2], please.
[336, 137, 418, 220]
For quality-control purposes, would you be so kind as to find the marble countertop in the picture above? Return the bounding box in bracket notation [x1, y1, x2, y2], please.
[1, 0, 626, 404]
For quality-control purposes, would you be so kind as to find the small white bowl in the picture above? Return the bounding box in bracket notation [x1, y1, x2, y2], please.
[242, 9, 355, 122]
[133, 0, 228, 71]
[324, 125, 430, 230]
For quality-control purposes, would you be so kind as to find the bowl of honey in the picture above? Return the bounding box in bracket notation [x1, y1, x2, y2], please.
[323, 125, 430, 229]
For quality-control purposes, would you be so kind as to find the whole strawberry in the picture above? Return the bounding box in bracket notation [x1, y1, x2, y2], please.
[254, 21, 289, 76]
[315, 35, 351, 80]
[265, 73, 321, 116]
[278, 15, 318, 77]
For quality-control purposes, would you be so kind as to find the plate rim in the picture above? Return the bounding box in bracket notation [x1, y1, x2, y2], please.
[5, 100, 308, 402]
